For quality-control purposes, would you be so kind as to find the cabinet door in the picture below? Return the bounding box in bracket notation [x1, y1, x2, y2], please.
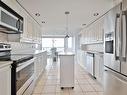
[95, 55, 100, 79]
[95, 54, 104, 84]
[0, 66, 11, 95]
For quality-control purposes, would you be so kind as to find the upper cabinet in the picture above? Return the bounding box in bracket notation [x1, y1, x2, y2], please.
[81, 17, 104, 45]
[2, 0, 42, 44]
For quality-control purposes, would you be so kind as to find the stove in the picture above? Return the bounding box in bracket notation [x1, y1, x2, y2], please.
[0, 43, 35, 95]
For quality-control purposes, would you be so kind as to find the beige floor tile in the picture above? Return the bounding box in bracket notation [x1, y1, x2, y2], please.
[69, 85, 82, 92]
[92, 85, 104, 92]
[56, 92, 70, 95]
[56, 85, 69, 93]
[78, 79, 89, 85]
[41, 93, 56, 95]
[85, 92, 98, 95]
[32, 59, 103, 95]
[80, 84, 95, 92]
[42, 85, 56, 93]
[69, 92, 85, 95]
[33, 86, 43, 94]
[96, 92, 104, 95]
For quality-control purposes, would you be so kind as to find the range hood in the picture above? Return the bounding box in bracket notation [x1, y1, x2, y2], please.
[0, 1, 23, 34]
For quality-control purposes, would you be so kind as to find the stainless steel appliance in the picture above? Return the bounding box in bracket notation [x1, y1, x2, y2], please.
[104, 1, 127, 95]
[0, 43, 35, 95]
[0, 1, 23, 34]
[86, 52, 95, 77]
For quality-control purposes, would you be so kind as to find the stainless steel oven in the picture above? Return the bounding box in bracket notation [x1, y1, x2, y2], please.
[11, 57, 35, 95]
[105, 32, 114, 54]
[0, 43, 35, 95]
[16, 58, 35, 95]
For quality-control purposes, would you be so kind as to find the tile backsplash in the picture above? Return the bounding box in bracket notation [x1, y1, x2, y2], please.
[0, 32, 8, 42]
[81, 43, 104, 52]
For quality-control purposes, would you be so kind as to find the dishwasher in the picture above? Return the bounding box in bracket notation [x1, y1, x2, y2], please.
[86, 52, 95, 77]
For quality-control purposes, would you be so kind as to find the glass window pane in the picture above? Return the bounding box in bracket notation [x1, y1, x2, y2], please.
[42, 38, 53, 47]
[68, 37, 72, 48]
[54, 38, 64, 47]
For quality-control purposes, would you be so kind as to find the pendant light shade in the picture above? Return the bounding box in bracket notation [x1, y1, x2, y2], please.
[65, 11, 70, 38]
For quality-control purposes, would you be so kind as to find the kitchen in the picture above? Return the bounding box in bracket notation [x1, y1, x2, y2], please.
[0, 0, 127, 95]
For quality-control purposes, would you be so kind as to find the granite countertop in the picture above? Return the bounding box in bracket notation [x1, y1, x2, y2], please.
[0, 61, 13, 68]
[59, 52, 75, 56]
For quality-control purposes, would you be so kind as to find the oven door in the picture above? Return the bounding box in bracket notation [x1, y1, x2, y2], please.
[16, 58, 35, 95]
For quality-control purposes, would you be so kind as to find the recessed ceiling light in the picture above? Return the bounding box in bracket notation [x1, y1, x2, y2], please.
[93, 13, 99, 16]
[82, 24, 86, 26]
[65, 11, 70, 14]
[42, 21, 45, 23]
[35, 13, 40, 17]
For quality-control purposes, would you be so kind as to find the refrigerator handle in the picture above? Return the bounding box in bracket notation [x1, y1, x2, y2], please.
[121, 11, 127, 62]
[115, 13, 120, 60]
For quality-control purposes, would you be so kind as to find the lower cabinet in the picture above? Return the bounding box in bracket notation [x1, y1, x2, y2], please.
[35, 51, 47, 80]
[0, 65, 11, 95]
[94, 54, 104, 84]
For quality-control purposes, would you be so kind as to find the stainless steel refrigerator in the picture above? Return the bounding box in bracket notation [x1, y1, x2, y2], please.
[104, 0, 127, 95]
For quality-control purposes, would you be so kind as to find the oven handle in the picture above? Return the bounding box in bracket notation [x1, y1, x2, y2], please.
[16, 58, 35, 72]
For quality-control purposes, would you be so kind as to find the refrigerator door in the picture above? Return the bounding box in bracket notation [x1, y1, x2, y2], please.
[120, 10, 127, 75]
[104, 67, 127, 95]
[104, 4, 121, 72]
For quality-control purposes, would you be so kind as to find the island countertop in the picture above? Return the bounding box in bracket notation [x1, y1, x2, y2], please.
[59, 52, 75, 56]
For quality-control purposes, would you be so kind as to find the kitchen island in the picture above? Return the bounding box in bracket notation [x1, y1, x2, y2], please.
[59, 52, 75, 89]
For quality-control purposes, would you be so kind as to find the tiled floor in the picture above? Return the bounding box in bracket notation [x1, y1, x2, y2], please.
[32, 59, 103, 95]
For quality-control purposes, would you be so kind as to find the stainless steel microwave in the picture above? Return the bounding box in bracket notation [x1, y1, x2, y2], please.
[0, 1, 23, 34]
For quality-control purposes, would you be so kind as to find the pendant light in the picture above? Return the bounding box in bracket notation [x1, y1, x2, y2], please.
[65, 11, 70, 38]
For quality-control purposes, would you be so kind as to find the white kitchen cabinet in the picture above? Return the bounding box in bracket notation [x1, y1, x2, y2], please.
[1, 0, 42, 44]
[0, 65, 11, 95]
[81, 17, 104, 44]
[35, 51, 47, 80]
[94, 54, 104, 84]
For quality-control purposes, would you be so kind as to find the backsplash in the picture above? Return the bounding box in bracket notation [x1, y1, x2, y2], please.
[81, 43, 104, 52]
[0, 32, 8, 42]
[9, 42, 36, 54]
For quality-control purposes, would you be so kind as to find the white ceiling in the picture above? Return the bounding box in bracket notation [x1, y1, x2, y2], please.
[17, 0, 113, 36]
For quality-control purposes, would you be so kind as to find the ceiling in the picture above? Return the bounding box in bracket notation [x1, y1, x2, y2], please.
[17, 0, 113, 36]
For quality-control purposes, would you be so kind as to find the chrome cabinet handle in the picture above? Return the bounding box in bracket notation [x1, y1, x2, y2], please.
[115, 13, 120, 60]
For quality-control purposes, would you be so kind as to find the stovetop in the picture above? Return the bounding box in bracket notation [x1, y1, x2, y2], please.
[0, 54, 34, 64]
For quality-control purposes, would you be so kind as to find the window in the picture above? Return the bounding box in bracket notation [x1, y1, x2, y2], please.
[68, 37, 72, 48]
[42, 38, 64, 52]
[42, 38, 53, 47]
[54, 38, 64, 47]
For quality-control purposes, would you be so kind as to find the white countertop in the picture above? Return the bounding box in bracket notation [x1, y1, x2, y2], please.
[0, 61, 13, 68]
[34, 50, 47, 55]
[12, 50, 47, 55]
[59, 52, 75, 56]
